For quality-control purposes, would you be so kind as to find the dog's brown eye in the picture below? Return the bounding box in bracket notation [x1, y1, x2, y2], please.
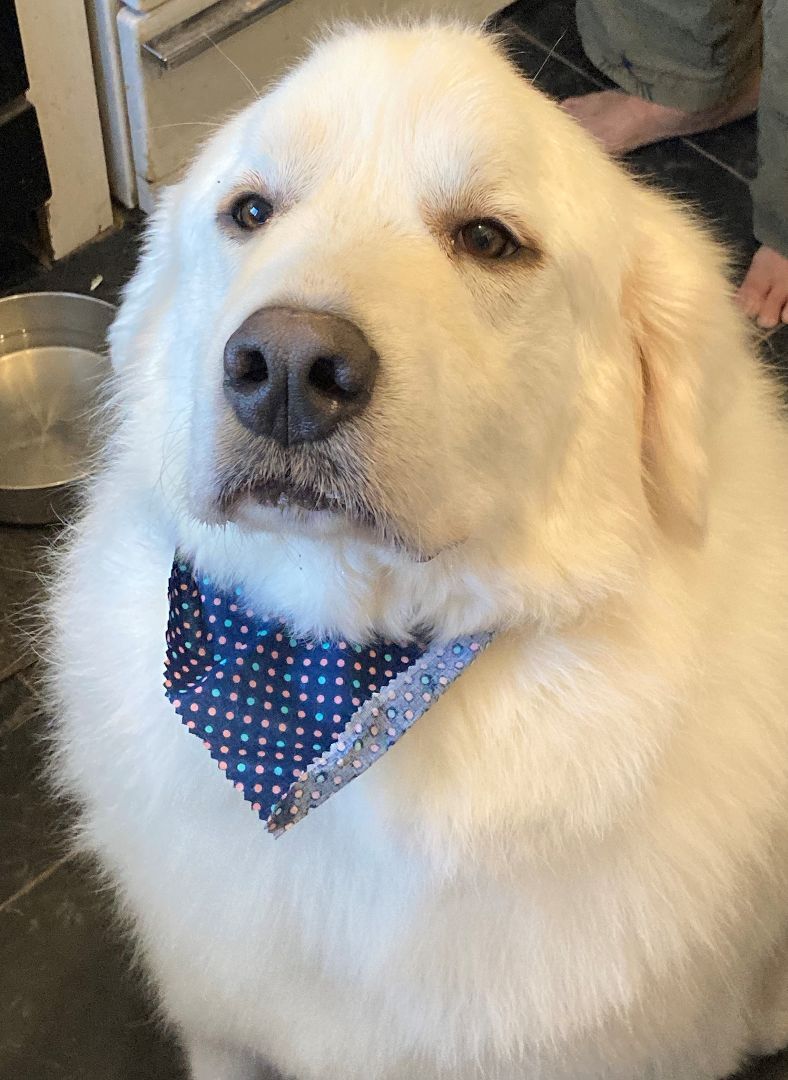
[230, 194, 273, 231]
[456, 219, 519, 260]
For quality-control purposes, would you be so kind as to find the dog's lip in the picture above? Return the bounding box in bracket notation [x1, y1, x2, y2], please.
[217, 475, 350, 517]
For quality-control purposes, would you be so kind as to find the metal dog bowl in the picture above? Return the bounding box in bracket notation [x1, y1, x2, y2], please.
[0, 291, 115, 525]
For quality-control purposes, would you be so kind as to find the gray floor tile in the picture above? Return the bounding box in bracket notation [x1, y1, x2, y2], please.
[0, 856, 188, 1080]
[0, 526, 57, 683]
[0, 675, 65, 910]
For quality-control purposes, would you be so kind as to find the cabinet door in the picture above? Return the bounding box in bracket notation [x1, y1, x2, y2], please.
[0, 102, 50, 229]
[0, 0, 27, 107]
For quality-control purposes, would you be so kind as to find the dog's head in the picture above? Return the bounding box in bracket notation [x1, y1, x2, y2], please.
[110, 24, 743, 631]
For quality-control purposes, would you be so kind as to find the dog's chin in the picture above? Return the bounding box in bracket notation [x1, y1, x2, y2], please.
[194, 482, 444, 562]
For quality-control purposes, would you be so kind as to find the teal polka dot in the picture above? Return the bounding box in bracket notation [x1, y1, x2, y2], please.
[284, 673, 292, 682]
[274, 766, 283, 776]
[251, 662, 260, 671]
[315, 712, 324, 721]
[318, 675, 326, 685]
[246, 696, 256, 706]
[204, 725, 214, 734]
[211, 688, 221, 698]
[240, 733, 249, 742]
[237, 762, 246, 772]
[281, 705, 289, 714]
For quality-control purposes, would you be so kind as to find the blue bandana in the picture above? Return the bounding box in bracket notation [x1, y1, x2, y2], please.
[164, 559, 493, 836]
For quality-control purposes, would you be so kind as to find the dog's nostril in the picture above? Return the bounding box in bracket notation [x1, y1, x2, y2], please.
[235, 348, 268, 387]
[308, 355, 359, 401]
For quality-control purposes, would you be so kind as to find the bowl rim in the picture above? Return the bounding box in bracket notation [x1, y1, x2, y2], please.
[0, 289, 117, 314]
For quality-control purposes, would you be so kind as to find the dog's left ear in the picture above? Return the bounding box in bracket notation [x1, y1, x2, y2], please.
[108, 186, 179, 375]
[622, 204, 722, 543]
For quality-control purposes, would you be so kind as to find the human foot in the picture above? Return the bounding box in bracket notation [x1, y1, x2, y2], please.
[561, 74, 760, 156]
[736, 245, 788, 328]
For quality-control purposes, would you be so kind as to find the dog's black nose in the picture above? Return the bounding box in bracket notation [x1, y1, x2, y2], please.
[223, 307, 379, 445]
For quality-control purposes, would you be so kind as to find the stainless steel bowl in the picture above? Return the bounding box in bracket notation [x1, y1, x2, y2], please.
[0, 291, 115, 525]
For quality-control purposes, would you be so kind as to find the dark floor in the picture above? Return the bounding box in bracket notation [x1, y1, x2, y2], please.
[2, 2, 788, 1078]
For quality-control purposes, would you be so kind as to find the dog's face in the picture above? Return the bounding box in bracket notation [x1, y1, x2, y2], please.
[113, 24, 726, 623]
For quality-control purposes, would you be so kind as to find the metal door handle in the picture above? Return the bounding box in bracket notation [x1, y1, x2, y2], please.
[143, 0, 295, 70]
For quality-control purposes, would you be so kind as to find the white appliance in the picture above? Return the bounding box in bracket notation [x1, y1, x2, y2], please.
[87, 0, 502, 212]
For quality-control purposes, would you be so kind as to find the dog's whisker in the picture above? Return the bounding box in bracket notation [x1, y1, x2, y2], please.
[531, 29, 568, 84]
[203, 31, 260, 99]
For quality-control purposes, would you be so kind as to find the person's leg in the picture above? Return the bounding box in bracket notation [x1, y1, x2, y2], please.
[564, 0, 762, 153]
[736, 0, 788, 327]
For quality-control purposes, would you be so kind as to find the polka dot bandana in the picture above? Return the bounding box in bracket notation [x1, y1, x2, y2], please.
[164, 559, 494, 837]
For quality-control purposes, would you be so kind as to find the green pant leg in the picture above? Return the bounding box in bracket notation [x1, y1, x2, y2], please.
[752, 0, 788, 256]
[576, 0, 762, 109]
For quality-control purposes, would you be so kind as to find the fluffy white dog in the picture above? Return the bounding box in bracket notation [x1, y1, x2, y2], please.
[49, 21, 788, 1080]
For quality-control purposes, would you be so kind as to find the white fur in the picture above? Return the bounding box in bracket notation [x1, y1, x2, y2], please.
[49, 23, 788, 1080]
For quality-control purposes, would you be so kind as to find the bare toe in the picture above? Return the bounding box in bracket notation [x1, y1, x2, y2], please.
[757, 290, 784, 329]
[738, 246, 788, 328]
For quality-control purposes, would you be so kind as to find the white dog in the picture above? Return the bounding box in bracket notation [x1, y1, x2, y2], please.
[49, 21, 788, 1080]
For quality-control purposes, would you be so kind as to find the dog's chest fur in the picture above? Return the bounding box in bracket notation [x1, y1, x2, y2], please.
[51, 508, 783, 1080]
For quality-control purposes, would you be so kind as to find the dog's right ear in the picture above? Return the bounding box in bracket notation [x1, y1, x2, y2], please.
[108, 187, 179, 375]
[621, 199, 736, 545]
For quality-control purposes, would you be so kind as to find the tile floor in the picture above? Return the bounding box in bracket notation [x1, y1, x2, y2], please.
[1, 2, 788, 1077]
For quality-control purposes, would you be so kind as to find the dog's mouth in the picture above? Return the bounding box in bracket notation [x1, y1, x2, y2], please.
[208, 442, 387, 541]
[198, 423, 445, 562]
[219, 473, 362, 518]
